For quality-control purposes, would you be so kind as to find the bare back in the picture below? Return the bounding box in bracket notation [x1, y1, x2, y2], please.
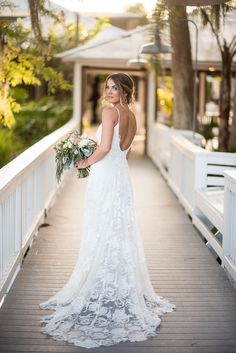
[114, 106, 137, 151]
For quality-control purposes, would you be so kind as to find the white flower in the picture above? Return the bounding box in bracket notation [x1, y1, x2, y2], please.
[63, 141, 73, 149]
[79, 138, 89, 148]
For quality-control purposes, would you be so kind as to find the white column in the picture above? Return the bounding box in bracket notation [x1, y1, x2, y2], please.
[199, 72, 206, 120]
[138, 77, 146, 134]
[73, 62, 82, 132]
[146, 71, 156, 157]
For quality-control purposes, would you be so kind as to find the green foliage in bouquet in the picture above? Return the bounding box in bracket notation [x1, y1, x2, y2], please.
[54, 131, 97, 182]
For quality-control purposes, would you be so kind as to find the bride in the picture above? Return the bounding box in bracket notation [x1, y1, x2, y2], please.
[39, 72, 176, 348]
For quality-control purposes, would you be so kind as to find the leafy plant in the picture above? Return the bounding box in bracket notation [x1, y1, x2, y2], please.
[0, 128, 24, 168]
[0, 18, 72, 128]
[13, 97, 72, 146]
[0, 97, 72, 167]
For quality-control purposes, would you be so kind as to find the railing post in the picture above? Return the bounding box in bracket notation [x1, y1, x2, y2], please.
[73, 63, 82, 132]
[223, 170, 236, 283]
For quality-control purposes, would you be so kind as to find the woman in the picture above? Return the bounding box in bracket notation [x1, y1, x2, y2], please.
[39, 72, 176, 348]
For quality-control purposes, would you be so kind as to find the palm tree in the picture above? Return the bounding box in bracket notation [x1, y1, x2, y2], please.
[153, 2, 194, 129]
[169, 6, 194, 129]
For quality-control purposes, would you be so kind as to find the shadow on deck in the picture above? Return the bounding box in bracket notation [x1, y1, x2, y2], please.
[0, 143, 236, 353]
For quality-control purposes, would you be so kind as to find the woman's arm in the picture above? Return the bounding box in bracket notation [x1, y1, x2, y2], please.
[76, 107, 116, 169]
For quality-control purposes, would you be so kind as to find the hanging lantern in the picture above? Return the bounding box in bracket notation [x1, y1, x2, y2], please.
[140, 35, 172, 55]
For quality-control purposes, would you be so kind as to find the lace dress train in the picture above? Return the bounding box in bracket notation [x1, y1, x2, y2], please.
[39, 120, 176, 348]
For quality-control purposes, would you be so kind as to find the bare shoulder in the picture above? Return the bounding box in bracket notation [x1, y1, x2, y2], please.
[101, 106, 117, 125]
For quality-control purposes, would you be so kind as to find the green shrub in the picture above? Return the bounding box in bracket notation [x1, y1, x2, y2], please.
[10, 87, 29, 103]
[0, 97, 72, 168]
[13, 97, 72, 147]
[0, 129, 24, 168]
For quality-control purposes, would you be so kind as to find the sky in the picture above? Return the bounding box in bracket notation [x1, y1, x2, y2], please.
[49, 0, 157, 16]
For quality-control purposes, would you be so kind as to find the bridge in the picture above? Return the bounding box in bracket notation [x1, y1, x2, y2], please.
[0, 119, 236, 353]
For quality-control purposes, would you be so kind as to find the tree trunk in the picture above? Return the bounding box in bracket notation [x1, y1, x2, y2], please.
[229, 73, 236, 152]
[35, 80, 47, 101]
[219, 45, 231, 151]
[169, 6, 193, 129]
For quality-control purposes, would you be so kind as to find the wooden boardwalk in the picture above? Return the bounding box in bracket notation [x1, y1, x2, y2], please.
[1, 145, 236, 353]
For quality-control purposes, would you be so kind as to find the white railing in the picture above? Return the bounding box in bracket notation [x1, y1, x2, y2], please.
[168, 134, 205, 216]
[147, 122, 203, 179]
[148, 122, 236, 284]
[0, 117, 79, 304]
[168, 135, 236, 216]
[223, 170, 236, 282]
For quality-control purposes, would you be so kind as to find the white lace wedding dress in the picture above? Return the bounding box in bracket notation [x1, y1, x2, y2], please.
[39, 110, 176, 348]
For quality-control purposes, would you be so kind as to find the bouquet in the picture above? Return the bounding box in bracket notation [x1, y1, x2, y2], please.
[54, 130, 97, 182]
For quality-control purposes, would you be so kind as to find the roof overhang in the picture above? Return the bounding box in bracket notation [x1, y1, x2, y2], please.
[55, 14, 236, 71]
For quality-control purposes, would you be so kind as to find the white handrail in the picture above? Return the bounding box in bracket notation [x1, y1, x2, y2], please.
[148, 122, 236, 285]
[168, 134, 236, 216]
[223, 170, 236, 282]
[0, 117, 79, 304]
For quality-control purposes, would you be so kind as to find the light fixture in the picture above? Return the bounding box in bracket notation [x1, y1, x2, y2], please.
[127, 54, 147, 67]
[140, 35, 172, 55]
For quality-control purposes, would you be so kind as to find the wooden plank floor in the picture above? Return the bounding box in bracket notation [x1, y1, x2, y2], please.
[1, 145, 236, 353]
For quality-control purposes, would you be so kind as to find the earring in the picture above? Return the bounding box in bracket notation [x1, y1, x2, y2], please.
[122, 95, 128, 104]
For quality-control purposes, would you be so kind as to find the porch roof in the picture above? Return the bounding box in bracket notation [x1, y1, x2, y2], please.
[55, 24, 167, 68]
[56, 16, 236, 70]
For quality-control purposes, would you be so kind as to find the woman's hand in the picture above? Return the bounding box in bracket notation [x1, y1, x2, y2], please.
[75, 160, 88, 170]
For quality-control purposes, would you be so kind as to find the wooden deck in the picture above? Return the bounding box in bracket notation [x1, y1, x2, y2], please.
[1, 145, 236, 353]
